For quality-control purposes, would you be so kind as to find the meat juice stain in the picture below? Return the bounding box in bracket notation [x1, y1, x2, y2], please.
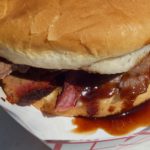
[72, 100, 150, 135]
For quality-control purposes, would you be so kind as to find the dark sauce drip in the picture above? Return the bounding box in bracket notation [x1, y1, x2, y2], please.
[81, 83, 118, 101]
[81, 82, 119, 116]
[65, 71, 120, 116]
[77, 54, 150, 115]
[73, 100, 150, 135]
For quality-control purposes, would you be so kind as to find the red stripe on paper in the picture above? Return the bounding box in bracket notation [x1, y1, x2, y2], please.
[45, 137, 128, 144]
[89, 142, 97, 150]
[54, 143, 62, 150]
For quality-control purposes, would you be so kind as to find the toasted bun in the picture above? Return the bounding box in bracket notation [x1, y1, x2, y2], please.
[1, 0, 150, 74]
[33, 85, 150, 117]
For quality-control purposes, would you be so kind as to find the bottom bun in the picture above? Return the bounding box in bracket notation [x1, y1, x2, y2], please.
[33, 85, 150, 117]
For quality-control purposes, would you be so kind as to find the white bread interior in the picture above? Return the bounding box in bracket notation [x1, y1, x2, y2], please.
[0, 0, 150, 74]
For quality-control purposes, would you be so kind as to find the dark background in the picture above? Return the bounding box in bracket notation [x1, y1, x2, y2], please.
[0, 107, 50, 150]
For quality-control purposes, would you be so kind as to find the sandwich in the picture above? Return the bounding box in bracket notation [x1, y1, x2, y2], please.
[0, 0, 150, 117]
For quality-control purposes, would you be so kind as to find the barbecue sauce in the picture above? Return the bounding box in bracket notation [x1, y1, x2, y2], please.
[3, 54, 150, 136]
[79, 54, 150, 116]
[81, 82, 119, 116]
[73, 100, 150, 135]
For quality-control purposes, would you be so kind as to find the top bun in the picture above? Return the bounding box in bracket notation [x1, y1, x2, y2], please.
[0, 0, 150, 74]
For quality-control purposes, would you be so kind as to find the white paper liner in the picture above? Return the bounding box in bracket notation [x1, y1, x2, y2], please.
[0, 87, 146, 141]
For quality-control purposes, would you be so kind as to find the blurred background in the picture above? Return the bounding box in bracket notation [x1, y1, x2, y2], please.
[0, 107, 50, 150]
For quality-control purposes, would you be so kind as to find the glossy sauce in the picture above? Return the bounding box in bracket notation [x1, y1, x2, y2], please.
[81, 82, 119, 116]
[78, 54, 150, 116]
[73, 100, 150, 135]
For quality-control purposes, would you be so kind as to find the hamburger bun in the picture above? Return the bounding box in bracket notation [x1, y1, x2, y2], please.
[1, 0, 150, 118]
[0, 0, 150, 74]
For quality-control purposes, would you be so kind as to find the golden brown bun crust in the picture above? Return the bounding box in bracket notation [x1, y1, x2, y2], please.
[1, 0, 150, 73]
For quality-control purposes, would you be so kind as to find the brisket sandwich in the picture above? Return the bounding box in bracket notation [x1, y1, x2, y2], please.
[0, 0, 150, 117]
